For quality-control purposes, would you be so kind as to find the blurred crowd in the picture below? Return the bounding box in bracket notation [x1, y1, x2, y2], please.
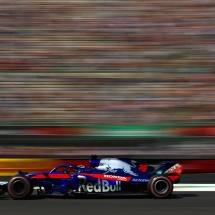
[1, 0, 215, 125]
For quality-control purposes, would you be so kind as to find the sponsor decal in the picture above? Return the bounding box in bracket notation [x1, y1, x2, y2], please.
[104, 175, 128, 181]
[96, 158, 138, 176]
[78, 176, 121, 193]
[138, 164, 148, 172]
[132, 178, 149, 182]
[0, 182, 7, 185]
[164, 164, 183, 174]
[81, 173, 131, 182]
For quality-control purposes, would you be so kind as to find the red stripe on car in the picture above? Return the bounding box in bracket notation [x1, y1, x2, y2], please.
[31, 174, 71, 179]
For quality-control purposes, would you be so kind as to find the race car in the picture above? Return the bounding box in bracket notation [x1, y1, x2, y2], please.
[0, 155, 183, 199]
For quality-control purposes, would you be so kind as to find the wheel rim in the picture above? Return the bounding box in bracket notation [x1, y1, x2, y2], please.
[12, 180, 26, 195]
[154, 179, 169, 195]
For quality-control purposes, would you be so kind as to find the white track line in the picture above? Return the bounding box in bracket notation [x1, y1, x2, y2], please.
[174, 184, 215, 191]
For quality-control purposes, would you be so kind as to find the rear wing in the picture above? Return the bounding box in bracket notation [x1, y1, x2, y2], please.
[156, 162, 184, 183]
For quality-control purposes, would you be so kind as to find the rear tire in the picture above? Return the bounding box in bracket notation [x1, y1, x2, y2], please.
[7, 176, 32, 199]
[147, 175, 173, 199]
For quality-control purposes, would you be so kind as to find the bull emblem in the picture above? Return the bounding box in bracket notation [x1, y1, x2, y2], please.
[96, 158, 138, 176]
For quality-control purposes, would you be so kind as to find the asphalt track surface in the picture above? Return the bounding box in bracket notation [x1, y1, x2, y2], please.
[1, 174, 215, 215]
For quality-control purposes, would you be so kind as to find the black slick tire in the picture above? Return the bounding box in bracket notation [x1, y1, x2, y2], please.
[147, 175, 173, 199]
[7, 176, 32, 199]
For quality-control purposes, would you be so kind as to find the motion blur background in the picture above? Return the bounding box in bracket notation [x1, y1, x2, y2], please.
[1, 0, 215, 174]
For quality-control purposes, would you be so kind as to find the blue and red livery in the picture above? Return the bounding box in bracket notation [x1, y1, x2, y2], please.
[0, 155, 183, 199]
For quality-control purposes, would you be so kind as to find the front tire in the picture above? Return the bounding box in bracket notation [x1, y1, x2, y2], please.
[7, 176, 32, 199]
[147, 175, 173, 199]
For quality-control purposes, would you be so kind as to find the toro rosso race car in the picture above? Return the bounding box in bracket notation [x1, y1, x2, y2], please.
[0, 156, 183, 199]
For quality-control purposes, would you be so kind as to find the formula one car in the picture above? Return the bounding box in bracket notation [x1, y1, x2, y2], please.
[0, 156, 183, 199]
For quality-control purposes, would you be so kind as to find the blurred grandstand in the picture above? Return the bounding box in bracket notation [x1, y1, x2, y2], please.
[0, 0, 215, 127]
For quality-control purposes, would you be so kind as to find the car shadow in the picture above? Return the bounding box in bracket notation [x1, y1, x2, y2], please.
[0, 193, 198, 200]
[170, 193, 199, 199]
[31, 193, 198, 200]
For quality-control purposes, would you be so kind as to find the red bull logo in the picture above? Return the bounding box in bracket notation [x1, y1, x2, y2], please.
[78, 176, 121, 193]
[96, 158, 138, 176]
